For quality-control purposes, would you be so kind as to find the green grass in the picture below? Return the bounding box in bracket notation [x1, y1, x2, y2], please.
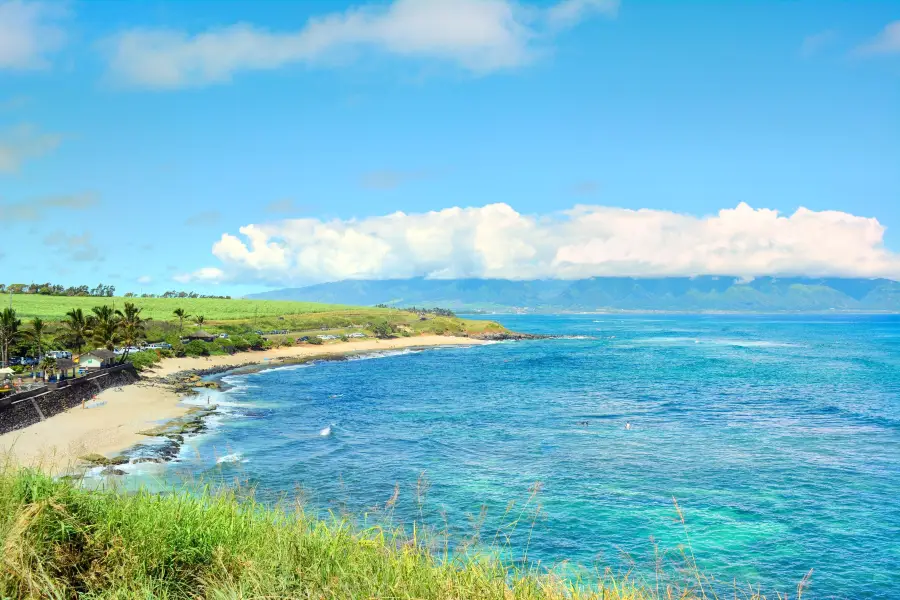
[5, 295, 350, 322]
[0, 466, 785, 600]
[4, 296, 507, 340]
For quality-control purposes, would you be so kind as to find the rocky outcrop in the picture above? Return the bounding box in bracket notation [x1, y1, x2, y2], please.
[471, 332, 551, 341]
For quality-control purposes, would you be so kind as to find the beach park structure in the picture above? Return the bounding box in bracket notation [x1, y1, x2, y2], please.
[184, 330, 216, 343]
[77, 349, 116, 370]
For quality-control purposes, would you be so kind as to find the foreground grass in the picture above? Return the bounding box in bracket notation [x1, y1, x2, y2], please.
[0, 468, 785, 600]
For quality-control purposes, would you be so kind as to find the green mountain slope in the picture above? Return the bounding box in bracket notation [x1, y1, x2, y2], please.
[246, 277, 900, 312]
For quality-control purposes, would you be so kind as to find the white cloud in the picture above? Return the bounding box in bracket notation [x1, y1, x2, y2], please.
[855, 20, 900, 56]
[0, 123, 62, 173]
[546, 0, 619, 28]
[137, 275, 153, 284]
[800, 30, 837, 58]
[174, 267, 225, 284]
[180, 202, 900, 285]
[0, 191, 97, 220]
[0, 1, 66, 70]
[42, 231, 100, 262]
[102, 0, 617, 88]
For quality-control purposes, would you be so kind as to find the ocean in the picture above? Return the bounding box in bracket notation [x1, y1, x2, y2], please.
[132, 314, 900, 598]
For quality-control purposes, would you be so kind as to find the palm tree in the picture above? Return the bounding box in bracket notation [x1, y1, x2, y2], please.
[173, 308, 190, 335]
[91, 305, 121, 351]
[0, 308, 22, 367]
[62, 308, 91, 355]
[27, 317, 47, 363]
[117, 302, 146, 364]
[38, 356, 57, 382]
[194, 315, 205, 327]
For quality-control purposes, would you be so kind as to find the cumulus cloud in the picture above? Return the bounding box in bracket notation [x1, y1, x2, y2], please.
[177, 202, 900, 285]
[102, 0, 617, 88]
[0, 123, 62, 173]
[0, 192, 98, 221]
[855, 21, 900, 56]
[0, 1, 66, 70]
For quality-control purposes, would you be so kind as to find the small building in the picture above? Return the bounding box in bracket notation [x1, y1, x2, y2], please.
[78, 349, 116, 369]
[185, 330, 216, 343]
[55, 358, 77, 379]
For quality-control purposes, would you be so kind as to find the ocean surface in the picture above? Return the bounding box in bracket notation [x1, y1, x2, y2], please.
[133, 315, 899, 598]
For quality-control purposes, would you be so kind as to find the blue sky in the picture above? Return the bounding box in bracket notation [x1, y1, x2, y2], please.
[1, 0, 898, 295]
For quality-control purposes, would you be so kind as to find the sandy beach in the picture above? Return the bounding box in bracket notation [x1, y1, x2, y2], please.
[0, 335, 483, 474]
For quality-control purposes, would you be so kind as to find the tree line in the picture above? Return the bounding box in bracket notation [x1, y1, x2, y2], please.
[374, 304, 456, 317]
[0, 283, 115, 297]
[0, 303, 148, 369]
[0, 282, 230, 299]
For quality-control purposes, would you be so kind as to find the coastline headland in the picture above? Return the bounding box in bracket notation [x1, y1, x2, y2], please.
[0, 335, 489, 475]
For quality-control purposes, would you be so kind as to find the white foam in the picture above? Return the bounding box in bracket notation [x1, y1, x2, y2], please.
[346, 348, 421, 361]
[319, 425, 333, 437]
[216, 452, 245, 464]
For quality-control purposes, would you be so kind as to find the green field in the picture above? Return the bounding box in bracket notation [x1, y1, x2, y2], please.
[3, 294, 506, 340]
[5, 294, 350, 322]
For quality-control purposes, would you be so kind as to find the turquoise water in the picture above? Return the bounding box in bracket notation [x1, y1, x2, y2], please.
[145, 315, 899, 598]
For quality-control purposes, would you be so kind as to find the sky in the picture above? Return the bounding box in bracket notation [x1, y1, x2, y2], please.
[1, 0, 899, 295]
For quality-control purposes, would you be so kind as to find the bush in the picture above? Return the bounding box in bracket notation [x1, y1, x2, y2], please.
[229, 336, 250, 352]
[307, 336, 323, 345]
[244, 333, 267, 350]
[126, 350, 161, 371]
[370, 319, 396, 339]
[183, 340, 210, 357]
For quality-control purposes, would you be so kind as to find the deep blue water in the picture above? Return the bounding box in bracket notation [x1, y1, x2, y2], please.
[147, 315, 899, 598]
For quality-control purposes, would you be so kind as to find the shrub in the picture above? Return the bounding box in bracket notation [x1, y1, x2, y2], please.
[307, 336, 323, 345]
[370, 319, 396, 339]
[183, 340, 210, 357]
[126, 350, 161, 371]
[229, 336, 250, 352]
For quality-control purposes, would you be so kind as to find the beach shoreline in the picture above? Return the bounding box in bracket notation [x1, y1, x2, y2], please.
[0, 335, 485, 475]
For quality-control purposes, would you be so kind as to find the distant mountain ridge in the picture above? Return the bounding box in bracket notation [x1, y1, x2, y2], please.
[246, 277, 900, 312]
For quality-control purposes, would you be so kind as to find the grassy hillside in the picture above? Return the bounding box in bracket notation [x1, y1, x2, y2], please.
[2, 296, 506, 352]
[0, 467, 776, 600]
[5, 295, 350, 321]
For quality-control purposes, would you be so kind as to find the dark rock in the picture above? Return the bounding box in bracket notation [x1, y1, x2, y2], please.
[472, 332, 551, 341]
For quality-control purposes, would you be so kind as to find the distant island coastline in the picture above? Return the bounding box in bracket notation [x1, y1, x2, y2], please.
[247, 275, 900, 313]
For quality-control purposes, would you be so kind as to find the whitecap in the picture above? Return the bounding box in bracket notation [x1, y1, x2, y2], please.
[216, 452, 245, 464]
